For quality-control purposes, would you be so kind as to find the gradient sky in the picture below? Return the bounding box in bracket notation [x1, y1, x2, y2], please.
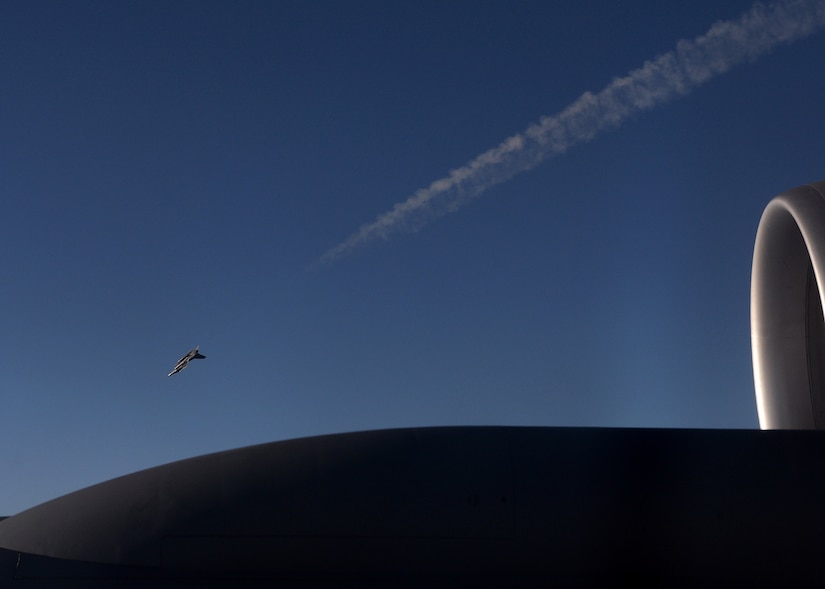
[2, 0, 825, 515]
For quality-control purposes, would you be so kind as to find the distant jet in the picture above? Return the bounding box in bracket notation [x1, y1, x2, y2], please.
[167, 346, 206, 377]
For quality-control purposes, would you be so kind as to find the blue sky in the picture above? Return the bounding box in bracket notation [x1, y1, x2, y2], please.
[2, 0, 825, 514]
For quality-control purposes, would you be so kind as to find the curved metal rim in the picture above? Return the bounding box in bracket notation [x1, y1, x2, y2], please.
[751, 181, 825, 429]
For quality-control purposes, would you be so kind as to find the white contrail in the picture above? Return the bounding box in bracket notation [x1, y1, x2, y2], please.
[318, 0, 825, 265]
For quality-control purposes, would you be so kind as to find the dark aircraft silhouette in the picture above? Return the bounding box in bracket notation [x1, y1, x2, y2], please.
[167, 346, 206, 377]
[3, 180, 825, 586]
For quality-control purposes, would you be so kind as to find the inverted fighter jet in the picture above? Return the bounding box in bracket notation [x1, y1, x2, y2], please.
[167, 346, 206, 377]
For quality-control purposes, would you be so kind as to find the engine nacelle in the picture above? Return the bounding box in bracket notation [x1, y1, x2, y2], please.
[751, 180, 825, 429]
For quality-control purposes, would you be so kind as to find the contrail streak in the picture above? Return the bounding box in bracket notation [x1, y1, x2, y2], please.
[318, 0, 825, 266]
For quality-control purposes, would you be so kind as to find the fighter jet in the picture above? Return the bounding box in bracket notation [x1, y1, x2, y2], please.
[167, 346, 206, 377]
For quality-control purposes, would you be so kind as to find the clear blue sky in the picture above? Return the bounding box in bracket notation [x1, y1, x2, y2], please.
[2, 0, 824, 514]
